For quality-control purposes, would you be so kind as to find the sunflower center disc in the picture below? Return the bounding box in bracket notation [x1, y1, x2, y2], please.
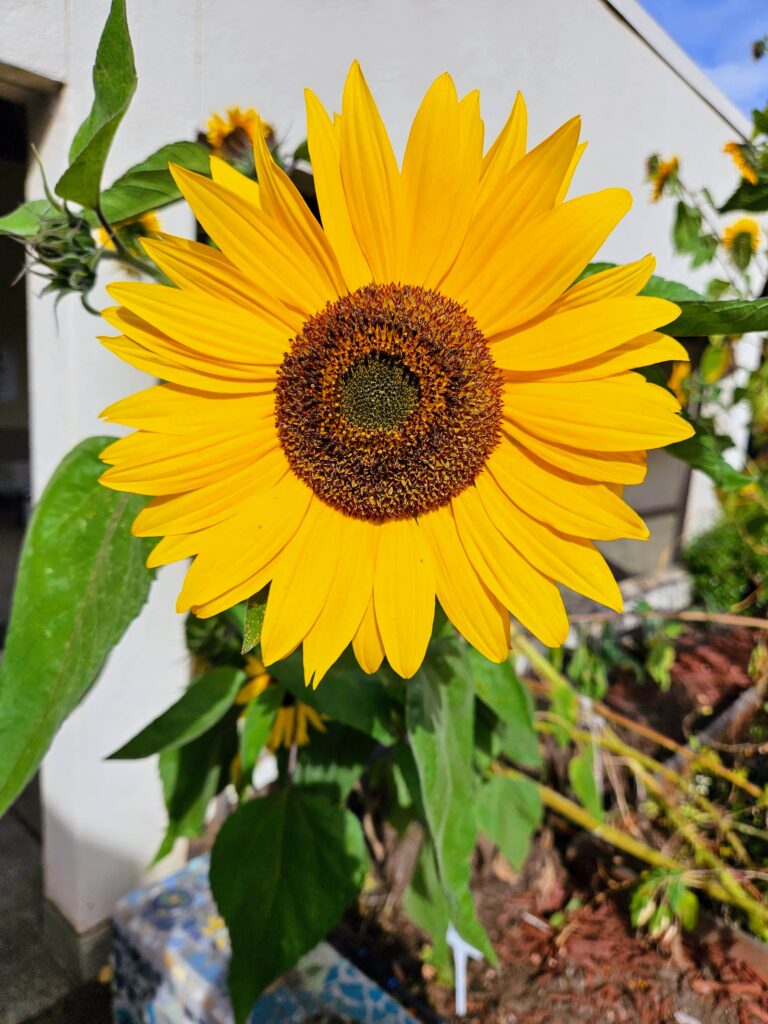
[275, 283, 503, 521]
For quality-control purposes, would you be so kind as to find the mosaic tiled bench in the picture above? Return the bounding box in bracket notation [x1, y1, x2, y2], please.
[112, 855, 418, 1024]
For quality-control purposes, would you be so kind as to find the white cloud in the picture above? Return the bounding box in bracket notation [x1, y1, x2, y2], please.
[705, 58, 768, 111]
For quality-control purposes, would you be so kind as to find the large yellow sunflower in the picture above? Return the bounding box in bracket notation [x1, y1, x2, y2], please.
[99, 64, 692, 686]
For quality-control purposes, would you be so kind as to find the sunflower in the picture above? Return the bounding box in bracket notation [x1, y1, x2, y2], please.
[236, 655, 327, 750]
[648, 156, 679, 202]
[206, 106, 274, 159]
[723, 142, 758, 185]
[99, 64, 692, 685]
[722, 216, 762, 254]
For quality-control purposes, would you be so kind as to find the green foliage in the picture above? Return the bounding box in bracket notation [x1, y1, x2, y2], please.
[673, 201, 718, 268]
[108, 666, 245, 759]
[240, 588, 268, 655]
[100, 141, 211, 222]
[668, 420, 753, 491]
[403, 841, 453, 981]
[0, 199, 57, 238]
[406, 634, 494, 961]
[292, 723, 375, 802]
[475, 774, 543, 870]
[468, 648, 541, 767]
[239, 685, 283, 778]
[720, 180, 768, 214]
[56, 0, 138, 209]
[684, 517, 768, 612]
[568, 744, 604, 821]
[661, 298, 768, 338]
[630, 870, 699, 937]
[644, 621, 684, 691]
[0, 437, 154, 816]
[209, 787, 366, 1024]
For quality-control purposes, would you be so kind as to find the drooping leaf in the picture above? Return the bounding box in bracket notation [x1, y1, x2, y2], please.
[293, 722, 375, 803]
[108, 666, 245, 759]
[668, 420, 752, 491]
[467, 649, 541, 767]
[720, 179, 768, 214]
[100, 141, 211, 223]
[0, 437, 154, 816]
[475, 774, 543, 871]
[403, 840, 453, 981]
[239, 684, 283, 778]
[661, 298, 768, 338]
[0, 199, 56, 237]
[240, 587, 268, 656]
[210, 787, 366, 1023]
[55, 0, 137, 208]
[406, 635, 494, 961]
[568, 744, 603, 821]
[281, 650, 399, 742]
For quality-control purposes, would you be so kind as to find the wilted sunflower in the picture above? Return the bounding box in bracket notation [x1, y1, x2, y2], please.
[723, 142, 758, 185]
[99, 64, 692, 685]
[722, 216, 762, 254]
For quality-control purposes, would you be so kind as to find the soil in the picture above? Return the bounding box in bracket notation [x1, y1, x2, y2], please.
[333, 622, 768, 1024]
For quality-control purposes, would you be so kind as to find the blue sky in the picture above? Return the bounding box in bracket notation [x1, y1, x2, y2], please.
[641, 0, 767, 115]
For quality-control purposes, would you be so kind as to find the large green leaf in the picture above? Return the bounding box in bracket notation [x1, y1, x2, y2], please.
[108, 666, 245, 759]
[55, 0, 137, 208]
[568, 744, 603, 821]
[293, 723, 375, 802]
[0, 437, 154, 816]
[403, 840, 453, 980]
[100, 141, 211, 223]
[239, 685, 283, 778]
[281, 651, 399, 742]
[668, 420, 752, 491]
[475, 774, 543, 870]
[406, 636, 494, 961]
[0, 199, 56, 238]
[467, 649, 540, 768]
[720, 179, 768, 214]
[661, 298, 768, 338]
[210, 787, 366, 1023]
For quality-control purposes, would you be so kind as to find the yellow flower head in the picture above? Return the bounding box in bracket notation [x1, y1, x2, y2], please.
[95, 211, 161, 252]
[236, 656, 327, 750]
[99, 64, 692, 685]
[649, 156, 679, 202]
[722, 216, 762, 254]
[206, 106, 274, 156]
[723, 142, 758, 185]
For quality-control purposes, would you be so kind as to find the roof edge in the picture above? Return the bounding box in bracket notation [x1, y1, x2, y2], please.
[601, 0, 752, 138]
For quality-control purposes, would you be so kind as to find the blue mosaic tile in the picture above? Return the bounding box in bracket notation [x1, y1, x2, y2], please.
[112, 855, 417, 1024]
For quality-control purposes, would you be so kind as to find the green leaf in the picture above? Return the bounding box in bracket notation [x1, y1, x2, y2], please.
[668, 421, 752, 491]
[100, 141, 211, 223]
[281, 651, 398, 742]
[240, 587, 268, 656]
[673, 201, 703, 254]
[209, 787, 366, 1023]
[475, 775, 542, 870]
[0, 438, 154, 816]
[0, 199, 56, 237]
[406, 636, 494, 961]
[293, 723, 375, 802]
[239, 685, 283, 778]
[661, 298, 768, 337]
[568, 744, 603, 821]
[549, 674, 578, 748]
[467, 649, 540, 767]
[55, 0, 137, 208]
[720, 180, 768, 214]
[108, 666, 245, 759]
[403, 840, 453, 981]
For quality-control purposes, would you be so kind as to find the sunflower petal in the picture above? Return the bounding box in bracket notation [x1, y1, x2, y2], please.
[479, 92, 527, 199]
[352, 597, 386, 674]
[502, 422, 647, 485]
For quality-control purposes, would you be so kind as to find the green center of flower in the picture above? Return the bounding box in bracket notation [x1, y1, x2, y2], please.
[339, 353, 421, 430]
[275, 283, 503, 522]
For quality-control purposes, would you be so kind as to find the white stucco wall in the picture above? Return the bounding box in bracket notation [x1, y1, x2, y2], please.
[0, 0, 754, 934]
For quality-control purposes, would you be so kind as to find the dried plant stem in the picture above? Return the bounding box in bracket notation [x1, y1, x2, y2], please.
[568, 608, 768, 632]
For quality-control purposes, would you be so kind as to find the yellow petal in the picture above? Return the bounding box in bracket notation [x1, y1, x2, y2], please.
[252, 125, 347, 297]
[106, 282, 288, 365]
[339, 62, 403, 282]
[502, 421, 647, 485]
[502, 374, 694, 451]
[101, 384, 271, 435]
[487, 441, 649, 541]
[553, 254, 656, 312]
[475, 470, 623, 611]
[479, 92, 527, 200]
[492, 296, 679, 371]
[461, 188, 632, 337]
[261, 500, 347, 665]
[305, 88, 372, 290]
[210, 155, 261, 209]
[452, 488, 568, 648]
[554, 139, 588, 205]
[170, 164, 331, 316]
[532, 332, 689, 382]
[419, 506, 509, 662]
[373, 518, 435, 679]
[302, 517, 378, 686]
[352, 597, 386, 674]
[147, 534, 199, 568]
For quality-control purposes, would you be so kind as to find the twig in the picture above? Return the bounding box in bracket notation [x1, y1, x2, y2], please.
[567, 609, 768, 632]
